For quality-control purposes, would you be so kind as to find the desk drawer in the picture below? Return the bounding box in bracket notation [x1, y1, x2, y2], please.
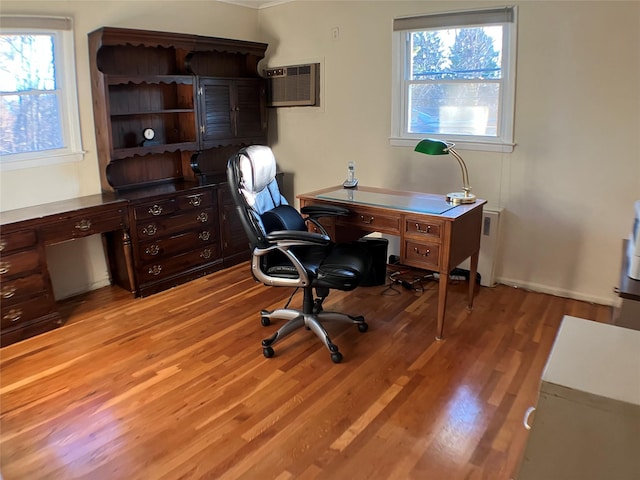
[134, 198, 177, 220]
[136, 207, 217, 239]
[176, 190, 214, 210]
[138, 229, 218, 262]
[1, 273, 47, 304]
[337, 208, 401, 235]
[0, 249, 41, 279]
[41, 210, 126, 243]
[404, 240, 440, 270]
[0, 229, 37, 253]
[1, 293, 56, 329]
[404, 217, 443, 242]
[138, 245, 221, 284]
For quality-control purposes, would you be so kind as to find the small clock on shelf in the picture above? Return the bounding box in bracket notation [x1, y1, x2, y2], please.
[140, 128, 159, 147]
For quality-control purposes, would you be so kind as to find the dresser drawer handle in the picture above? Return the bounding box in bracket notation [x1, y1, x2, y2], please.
[4, 308, 22, 323]
[413, 247, 431, 257]
[75, 219, 92, 231]
[143, 224, 158, 236]
[145, 244, 160, 256]
[0, 239, 6, 252]
[200, 248, 212, 259]
[196, 212, 209, 223]
[359, 215, 374, 224]
[199, 231, 211, 241]
[415, 223, 431, 234]
[148, 205, 163, 216]
[1, 286, 17, 298]
[148, 265, 162, 276]
[189, 195, 203, 207]
[0, 262, 9, 275]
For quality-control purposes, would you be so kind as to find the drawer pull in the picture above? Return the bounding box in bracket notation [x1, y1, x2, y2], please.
[523, 406, 536, 430]
[0, 239, 6, 252]
[200, 248, 212, 259]
[0, 262, 9, 275]
[148, 265, 162, 276]
[4, 308, 22, 323]
[415, 223, 431, 234]
[359, 215, 374, 224]
[148, 205, 163, 216]
[413, 247, 431, 257]
[197, 212, 209, 223]
[143, 224, 158, 236]
[199, 231, 211, 241]
[145, 244, 160, 256]
[75, 219, 92, 232]
[189, 195, 203, 207]
[1, 286, 17, 298]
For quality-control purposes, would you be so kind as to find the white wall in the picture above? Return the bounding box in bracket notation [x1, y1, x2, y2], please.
[258, 0, 640, 305]
[0, 0, 260, 298]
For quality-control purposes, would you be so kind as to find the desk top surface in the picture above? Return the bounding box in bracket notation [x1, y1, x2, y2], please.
[299, 185, 485, 219]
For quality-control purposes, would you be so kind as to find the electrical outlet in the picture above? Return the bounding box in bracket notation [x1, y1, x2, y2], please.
[331, 27, 340, 41]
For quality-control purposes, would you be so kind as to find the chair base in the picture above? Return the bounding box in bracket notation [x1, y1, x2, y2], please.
[260, 308, 368, 363]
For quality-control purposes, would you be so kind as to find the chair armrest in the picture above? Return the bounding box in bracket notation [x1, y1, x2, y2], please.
[300, 204, 349, 218]
[266, 230, 330, 246]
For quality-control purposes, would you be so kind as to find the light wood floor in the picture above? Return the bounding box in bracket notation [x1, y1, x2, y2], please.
[1, 262, 611, 480]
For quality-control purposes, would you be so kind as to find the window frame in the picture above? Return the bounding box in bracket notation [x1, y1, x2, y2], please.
[390, 6, 517, 153]
[0, 16, 84, 171]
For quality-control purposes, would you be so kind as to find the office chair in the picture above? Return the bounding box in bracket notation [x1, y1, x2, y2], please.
[226, 145, 371, 363]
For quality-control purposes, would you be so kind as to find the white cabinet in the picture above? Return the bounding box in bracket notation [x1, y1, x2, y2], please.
[517, 315, 640, 480]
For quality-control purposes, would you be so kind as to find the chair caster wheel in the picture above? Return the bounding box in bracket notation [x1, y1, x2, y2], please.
[357, 322, 368, 332]
[263, 346, 274, 358]
[261, 316, 270, 327]
[331, 352, 343, 363]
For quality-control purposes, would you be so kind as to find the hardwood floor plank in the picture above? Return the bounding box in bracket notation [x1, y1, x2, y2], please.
[0, 263, 612, 479]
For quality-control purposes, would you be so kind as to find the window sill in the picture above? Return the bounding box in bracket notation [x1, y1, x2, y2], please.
[390, 137, 515, 153]
[1, 150, 86, 172]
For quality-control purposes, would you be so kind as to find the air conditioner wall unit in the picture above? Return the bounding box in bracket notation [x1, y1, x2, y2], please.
[264, 63, 319, 107]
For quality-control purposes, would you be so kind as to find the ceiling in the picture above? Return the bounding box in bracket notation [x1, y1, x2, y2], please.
[216, 0, 293, 9]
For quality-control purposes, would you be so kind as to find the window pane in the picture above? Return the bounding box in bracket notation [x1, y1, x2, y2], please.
[0, 34, 56, 93]
[0, 93, 63, 154]
[410, 26, 502, 81]
[409, 83, 499, 136]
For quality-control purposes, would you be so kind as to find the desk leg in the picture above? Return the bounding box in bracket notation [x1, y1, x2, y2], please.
[436, 274, 448, 341]
[122, 230, 137, 294]
[468, 250, 479, 309]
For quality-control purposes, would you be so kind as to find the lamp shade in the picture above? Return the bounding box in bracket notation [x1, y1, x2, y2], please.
[414, 138, 450, 156]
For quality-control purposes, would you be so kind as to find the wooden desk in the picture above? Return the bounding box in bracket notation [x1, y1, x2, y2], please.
[0, 194, 134, 346]
[298, 185, 486, 340]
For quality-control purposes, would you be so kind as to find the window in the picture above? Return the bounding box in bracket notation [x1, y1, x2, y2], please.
[391, 6, 517, 152]
[0, 16, 83, 170]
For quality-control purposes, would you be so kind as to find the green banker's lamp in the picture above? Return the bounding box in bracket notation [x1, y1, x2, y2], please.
[414, 139, 477, 205]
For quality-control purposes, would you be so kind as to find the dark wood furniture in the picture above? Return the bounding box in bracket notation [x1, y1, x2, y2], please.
[0, 194, 131, 346]
[87, 27, 268, 297]
[298, 185, 486, 340]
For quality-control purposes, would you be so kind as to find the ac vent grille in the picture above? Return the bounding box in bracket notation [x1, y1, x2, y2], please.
[265, 63, 319, 107]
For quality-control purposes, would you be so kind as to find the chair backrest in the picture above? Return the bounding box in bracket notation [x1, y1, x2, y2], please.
[227, 145, 304, 249]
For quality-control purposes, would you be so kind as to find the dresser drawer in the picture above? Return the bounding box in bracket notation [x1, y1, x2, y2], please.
[403, 240, 440, 270]
[138, 245, 221, 284]
[1, 293, 56, 329]
[138, 229, 218, 262]
[1, 273, 47, 304]
[133, 198, 178, 221]
[404, 217, 444, 242]
[337, 207, 401, 235]
[176, 190, 214, 210]
[40, 210, 127, 243]
[0, 249, 41, 279]
[0, 229, 37, 253]
[136, 207, 217, 239]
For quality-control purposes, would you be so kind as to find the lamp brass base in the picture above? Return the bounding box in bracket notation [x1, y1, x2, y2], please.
[446, 192, 477, 205]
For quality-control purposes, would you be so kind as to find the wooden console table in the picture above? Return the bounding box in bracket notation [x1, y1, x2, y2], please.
[0, 194, 134, 347]
[298, 185, 486, 340]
